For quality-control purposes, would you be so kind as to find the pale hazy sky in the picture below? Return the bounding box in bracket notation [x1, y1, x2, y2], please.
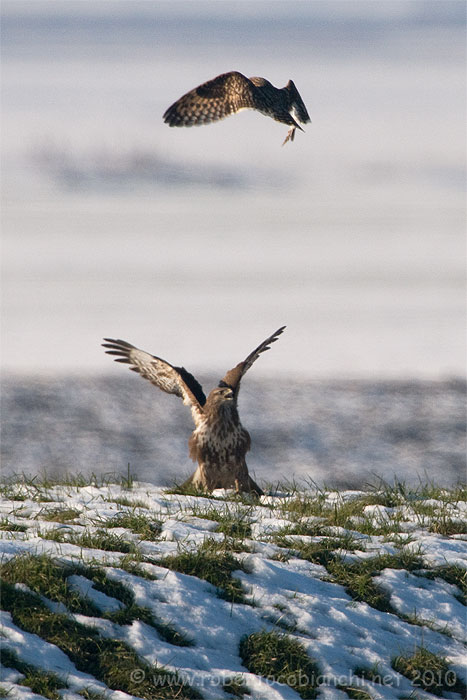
[2, 1, 465, 377]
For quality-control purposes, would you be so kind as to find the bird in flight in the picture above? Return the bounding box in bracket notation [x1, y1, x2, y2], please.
[163, 71, 310, 145]
[102, 326, 285, 495]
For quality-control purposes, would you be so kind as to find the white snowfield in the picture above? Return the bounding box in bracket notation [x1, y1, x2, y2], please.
[0, 481, 465, 700]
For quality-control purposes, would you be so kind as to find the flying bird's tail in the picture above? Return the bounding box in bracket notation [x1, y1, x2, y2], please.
[286, 79, 311, 125]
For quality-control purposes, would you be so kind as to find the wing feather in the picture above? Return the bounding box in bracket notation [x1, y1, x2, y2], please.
[102, 339, 206, 422]
[163, 71, 254, 127]
[219, 326, 286, 400]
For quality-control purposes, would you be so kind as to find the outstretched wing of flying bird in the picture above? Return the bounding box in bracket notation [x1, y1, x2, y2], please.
[163, 72, 257, 127]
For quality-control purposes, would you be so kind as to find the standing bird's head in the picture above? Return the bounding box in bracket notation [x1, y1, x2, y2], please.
[205, 384, 238, 423]
[208, 384, 234, 405]
[204, 383, 239, 424]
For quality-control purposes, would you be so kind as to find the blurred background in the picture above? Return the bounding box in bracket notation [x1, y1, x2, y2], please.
[1, 1, 466, 487]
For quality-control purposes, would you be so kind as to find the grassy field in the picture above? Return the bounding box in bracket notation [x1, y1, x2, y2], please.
[0, 473, 465, 700]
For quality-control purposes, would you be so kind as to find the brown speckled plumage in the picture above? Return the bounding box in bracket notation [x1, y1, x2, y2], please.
[102, 327, 285, 494]
[163, 72, 310, 144]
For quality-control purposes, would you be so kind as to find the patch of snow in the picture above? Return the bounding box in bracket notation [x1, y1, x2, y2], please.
[67, 574, 124, 612]
[375, 568, 467, 642]
[406, 533, 467, 567]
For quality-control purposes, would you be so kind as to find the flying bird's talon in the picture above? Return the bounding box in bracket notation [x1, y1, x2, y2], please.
[282, 127, 295, 146]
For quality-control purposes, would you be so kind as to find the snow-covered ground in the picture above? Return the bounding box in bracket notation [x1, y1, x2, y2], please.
[0, 480, 465, 700]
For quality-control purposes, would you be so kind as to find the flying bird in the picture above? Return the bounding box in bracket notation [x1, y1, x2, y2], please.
[163, 71, 310, 145]
[102, 326, 285, 494]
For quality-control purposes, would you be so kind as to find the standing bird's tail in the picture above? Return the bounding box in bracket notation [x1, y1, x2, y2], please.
[286, 79, 311, 125]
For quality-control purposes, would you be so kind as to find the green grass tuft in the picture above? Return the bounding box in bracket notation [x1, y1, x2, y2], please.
[275, 533, 360, 566]
[41, 527, 141, 554]
[392, 646, 466, 696]
[239, 630, 320, 699]
[223, 675, 250, 696]
[337, 686, 373, 700]
[160, 539, 246, 603]
[78, 690, 109, 700]
[428, 516, 467, 536]
[104, 511, 162, 540]
[188, 503, 254, 539]
[0, 518, 27, 532]
[40, 507, 81, 523]
[117, 552, 159, 580]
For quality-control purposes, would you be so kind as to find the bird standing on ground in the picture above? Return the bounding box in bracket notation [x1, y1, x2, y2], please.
[102, 326, 285, 494]
[163, 72, 310, 145]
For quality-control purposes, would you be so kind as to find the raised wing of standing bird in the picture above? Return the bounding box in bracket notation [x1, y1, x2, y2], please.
[219, 325, 285, 399]
[102, 338, 206, 425]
